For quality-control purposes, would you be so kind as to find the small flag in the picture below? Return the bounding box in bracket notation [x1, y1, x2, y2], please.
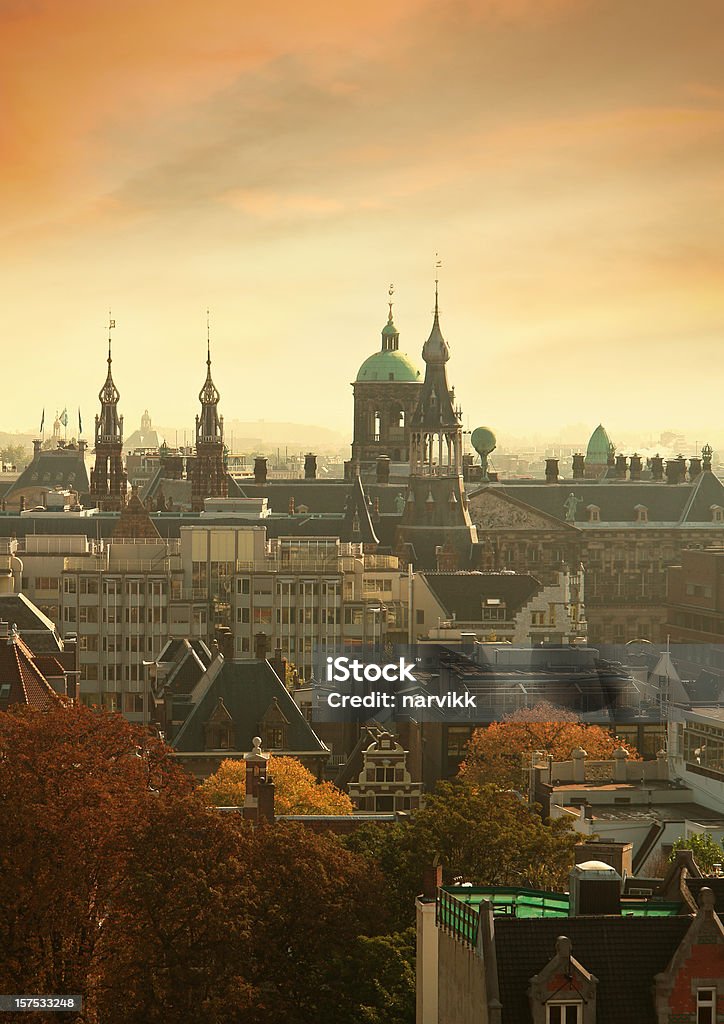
[59, 408, 68, 427]
[40, 408, 45, 433]
[78, 407, 83, 434]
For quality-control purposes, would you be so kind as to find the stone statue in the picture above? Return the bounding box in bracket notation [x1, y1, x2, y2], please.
[564, 493, 581, 521]
[394, 491, 406, 514]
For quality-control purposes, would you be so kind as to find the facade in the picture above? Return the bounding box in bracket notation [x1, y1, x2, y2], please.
[347, 730, 423, 812]
[2, 440, 89, 512]
[412, 567, 585, 645]
[669, 705, 724, 816]
[466, 459, 724, 644]
[346, 293, 422, 479]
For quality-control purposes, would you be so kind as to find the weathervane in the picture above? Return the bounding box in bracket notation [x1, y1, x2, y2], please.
[388, 283, 394, 322]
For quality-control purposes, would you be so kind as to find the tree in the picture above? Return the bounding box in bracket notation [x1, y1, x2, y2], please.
[232, 822, 387, 1024]
[352, 929, 416, 1024]
[669, 833, 724, 874]
[0, 704, 191, 1022]
[408, 781, 578, 892]
[199, 755, 354, 815]
[0, 443, 28, 468]
[459, 700, 640, 789]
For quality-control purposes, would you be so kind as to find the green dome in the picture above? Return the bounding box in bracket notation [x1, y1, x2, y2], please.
[381, 320, 399, 337]
[356, 350, 421, 383]
[586, 423, 612, 464]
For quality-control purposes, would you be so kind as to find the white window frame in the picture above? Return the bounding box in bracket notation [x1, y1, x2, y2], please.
[546, 1003, 583, 1024]
[697, 987, 716, 1024]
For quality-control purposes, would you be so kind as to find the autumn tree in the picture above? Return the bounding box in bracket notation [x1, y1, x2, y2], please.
[199, 754, 354, 815]
[459, 700, 640, 790]
[0, 704, 191, 1023]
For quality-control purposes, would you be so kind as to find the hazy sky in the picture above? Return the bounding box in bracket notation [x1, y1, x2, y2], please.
[2, 0, 724, 444]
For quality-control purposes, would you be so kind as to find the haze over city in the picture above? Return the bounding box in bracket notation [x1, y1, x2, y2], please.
[3, 0, 724, 438]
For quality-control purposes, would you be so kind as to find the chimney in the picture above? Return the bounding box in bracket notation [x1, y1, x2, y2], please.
[254, 632, 269, 661]
[304, 453, 317, 480]
[258, 775, 276, 823]
[650, 455, 664, 481]
[615, 454, 628, 480]
[215, 626, 233, 660]
[270, 643, 287, 684]
[78, 439, 87, 456]
[569, 861, 622, 916]
[688, 456, 701, 481]
[254, 456, 268, 483]
[545, 458, 559, 483]
[376, 455, 390, 484]
[243, 737, 270, 820]
[421, 861, 443, 899]
[33, 439, 42, 457]
[572, 453, 585, 479]
[629, 453, 642, 481]
[19, 496, 26, 512]
[574, 841, 632, 878]
[665, 458, 682, 484]
[289, 496, 295, 515]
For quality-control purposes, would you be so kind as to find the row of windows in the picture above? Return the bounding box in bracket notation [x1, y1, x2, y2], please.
[63, 577, 167, 595]
[80, 664, 147, 682]
[238, 578, 343, 597]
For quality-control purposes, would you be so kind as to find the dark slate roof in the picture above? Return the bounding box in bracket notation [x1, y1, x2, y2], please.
[6, 445, 90, 498]
[235, 479, 406, 515]
[0, 594, 62, 652]
[472, 471, 724, 525]
[171, 659, 326, 755]
[422, 571, 541, 620]
[495, 915, 690, 1024]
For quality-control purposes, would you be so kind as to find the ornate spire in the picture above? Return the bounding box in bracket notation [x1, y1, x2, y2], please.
[422, 259, 449, 365]
[96, 314, 121, 443]
[196, 311, 222, 444]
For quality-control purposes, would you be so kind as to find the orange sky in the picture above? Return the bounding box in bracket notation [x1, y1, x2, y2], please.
[2, 0, 724, 446]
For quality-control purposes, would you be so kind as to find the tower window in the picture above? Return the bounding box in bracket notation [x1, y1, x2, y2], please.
[546, 1004, 582, 1024]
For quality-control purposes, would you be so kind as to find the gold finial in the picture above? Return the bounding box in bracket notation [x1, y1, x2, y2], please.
[206, 308, 211, 365]
[434, 254, 442, 316]
[388, 283, 394, 323]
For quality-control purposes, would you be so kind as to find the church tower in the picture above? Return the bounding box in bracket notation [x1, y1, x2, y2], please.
[90, 320, 127, 510]
[190, 327, 228, 511]
[346, 286, 422, 480]
[396, 283, 476, 569]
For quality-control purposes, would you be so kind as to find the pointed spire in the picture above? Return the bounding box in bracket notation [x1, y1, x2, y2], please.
[381, 283, 399, 351]
[422, 257, 449, 364]
[197, 310, 222, 444]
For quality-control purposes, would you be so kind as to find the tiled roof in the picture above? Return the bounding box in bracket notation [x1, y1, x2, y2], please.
[6, 445, 89, 498]
[495, 915, 690, 1024]
[112, 490, 161, 539]
[422, 571, 541, 620]
[0, 594, 62, 653]
[171, 658, 326, 755]
[0, 631, 65, 710]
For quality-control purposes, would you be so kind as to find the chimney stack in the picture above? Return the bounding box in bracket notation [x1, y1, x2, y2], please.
[376, 455, 390, 484]
[304, 453, 317, 480]
[254, 632, 269, 661]
[650, 455, 664, 481]
[258, 775, 276, 823]
[422, 861, 443, 899]
[254, 456, 268, 483]
[629, 453, 642, 481]
[615, 454, 628, 480]
[688, 456, 702, 481]
[545, 458, 559, 483]
[572, 453, 585, 479]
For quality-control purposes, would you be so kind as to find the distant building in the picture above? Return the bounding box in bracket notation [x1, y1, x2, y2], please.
[89, 332, 127, 511]
[346, 291, 422, 480]
[125, 410, 165, 453]
[2, 439, 89, 512]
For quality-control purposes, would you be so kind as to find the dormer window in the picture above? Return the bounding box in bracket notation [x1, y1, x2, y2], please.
[547, 1004, 582, 1024]
[586, 504, 600, 523]
[711, 505, 723, 523]
[634, 504, 648, 523]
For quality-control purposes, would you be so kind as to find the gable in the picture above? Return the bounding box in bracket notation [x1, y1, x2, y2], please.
[468, 487, 576, 532]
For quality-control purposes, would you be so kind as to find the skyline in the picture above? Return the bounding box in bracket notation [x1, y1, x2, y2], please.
[3, 0, 724, 436]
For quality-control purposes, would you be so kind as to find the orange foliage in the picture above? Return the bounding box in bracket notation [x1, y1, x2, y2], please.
[459, 700, 640, 789]
[200, 755, 354, 815]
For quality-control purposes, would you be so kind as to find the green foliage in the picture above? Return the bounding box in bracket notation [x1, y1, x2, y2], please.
[0, 444, 28, 468]
[354, 929, 416, 1024]
[669, 833, 724, 874]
